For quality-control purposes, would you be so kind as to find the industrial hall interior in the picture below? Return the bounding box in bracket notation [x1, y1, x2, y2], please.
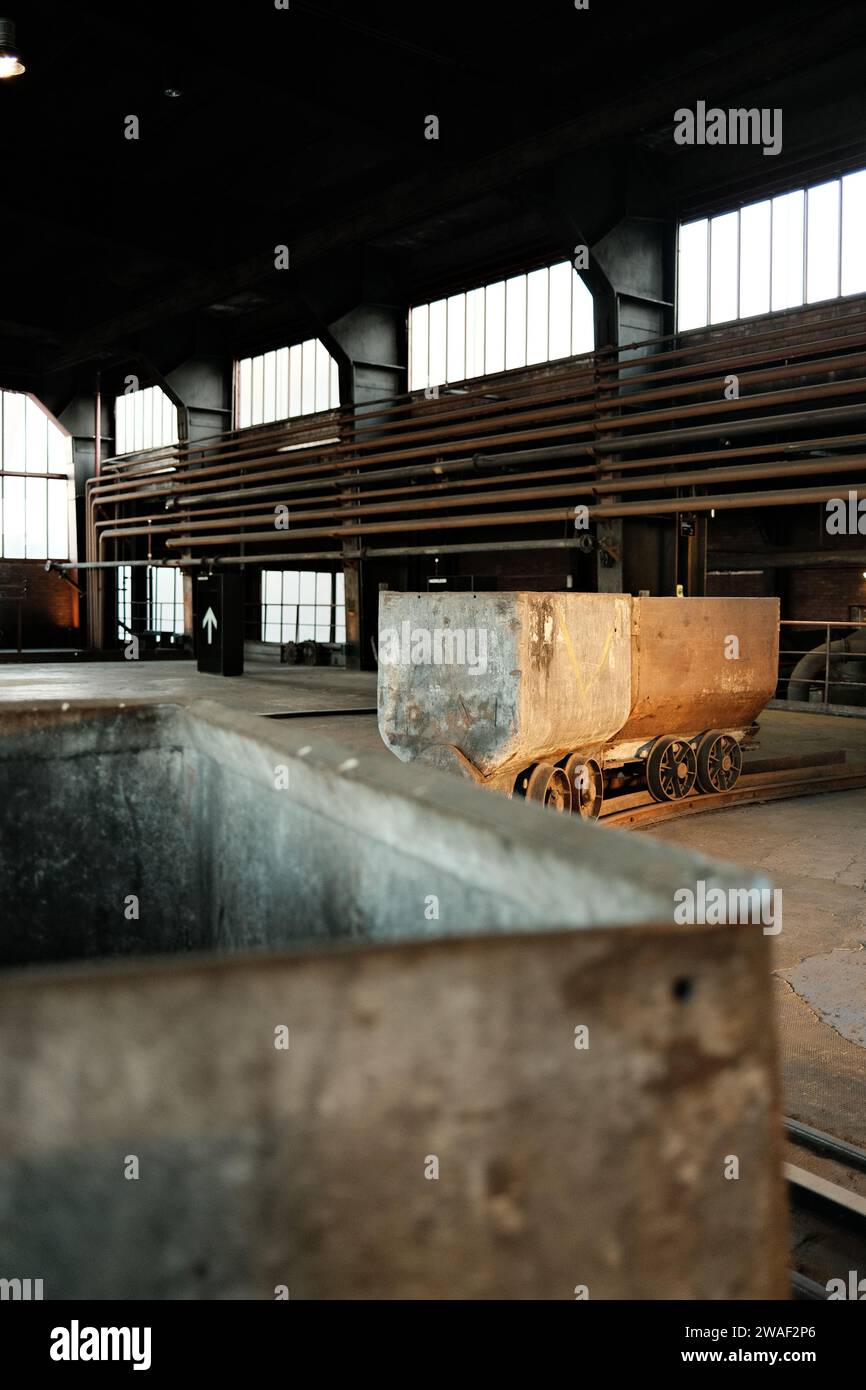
[1, 0, 866, 1310]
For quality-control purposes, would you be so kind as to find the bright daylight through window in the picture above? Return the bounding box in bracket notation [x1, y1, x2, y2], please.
[409, 260, 595, 391]
[678, 168, 866, 330]
[0, 390, 74, 559]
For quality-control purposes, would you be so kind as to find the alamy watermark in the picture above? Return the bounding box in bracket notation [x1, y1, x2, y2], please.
[50, 1321, 152, 1371]
[827, 1270, 866, 1299]
[0, 1276, 43, 1299]
[674, 102, 782, 158]
[378, 621, 490, 675]
[674, 880, 782, 935]
[826, 491, 866, 535]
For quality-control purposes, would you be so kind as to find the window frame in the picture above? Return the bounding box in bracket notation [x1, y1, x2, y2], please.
[234, 340, 341, 430]
[408, 258, 595, 393]
[114, 384, 180, 457]
[0, 389, 76, 561]
[677, 165, 866, 333]
[260, 569, 346, 646]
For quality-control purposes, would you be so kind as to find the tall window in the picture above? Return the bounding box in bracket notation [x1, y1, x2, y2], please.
[409, 260, 595, 391]
[677, 167, 866, 330]
[148, 567, 184, 634]
[261, 570, 345, 644]
[116, 565, 184, 639]
[115, 385, 179, 455]
[0, 389, 74, 559]
[236, 340, 340, 428]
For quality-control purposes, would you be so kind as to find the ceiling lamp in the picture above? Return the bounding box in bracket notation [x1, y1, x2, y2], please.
[0, 19, 25, 79]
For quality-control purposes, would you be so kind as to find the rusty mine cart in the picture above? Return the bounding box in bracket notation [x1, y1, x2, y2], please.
[378, 591, 780, 818]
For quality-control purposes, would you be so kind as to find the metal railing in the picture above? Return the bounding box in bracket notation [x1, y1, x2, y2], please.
[116, 597, 185, 642]
[777, 618, 866, 709]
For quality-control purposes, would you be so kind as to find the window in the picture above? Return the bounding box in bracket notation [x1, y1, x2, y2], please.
[261, 570, 345, 644]
[115, 385, 179, 455]
[235, 340, 340, 429]
[409, 260, 595, 391]
[678, 165, 866, 330]
[148, 567, 184, 634]
[0, 389, 74, 559]
[115, 564, 184, 639]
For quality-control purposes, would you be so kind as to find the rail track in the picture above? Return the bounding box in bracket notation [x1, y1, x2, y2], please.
[785, 1120, 866, 1299]
[600, 750, 866, 830]
[255, 720, 866, 829]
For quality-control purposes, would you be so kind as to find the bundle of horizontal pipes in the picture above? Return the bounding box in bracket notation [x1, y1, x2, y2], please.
[82, 296, 866, 645]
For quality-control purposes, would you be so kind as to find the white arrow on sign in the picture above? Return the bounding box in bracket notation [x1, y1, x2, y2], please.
[202, 607, 218, 645]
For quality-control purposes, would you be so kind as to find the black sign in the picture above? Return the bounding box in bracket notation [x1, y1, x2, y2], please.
[195, 572, 244, 676]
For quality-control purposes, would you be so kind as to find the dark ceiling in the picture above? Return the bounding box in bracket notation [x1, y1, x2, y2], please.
[3, 0, 866, 389]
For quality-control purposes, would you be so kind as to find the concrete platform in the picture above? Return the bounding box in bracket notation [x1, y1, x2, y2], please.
[0, 655, 379, 717]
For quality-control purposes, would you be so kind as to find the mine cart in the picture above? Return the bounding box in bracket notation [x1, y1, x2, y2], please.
[378, 591, 780, 817]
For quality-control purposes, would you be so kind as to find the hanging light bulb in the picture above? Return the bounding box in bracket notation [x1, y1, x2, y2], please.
[0, 19, 25, 79]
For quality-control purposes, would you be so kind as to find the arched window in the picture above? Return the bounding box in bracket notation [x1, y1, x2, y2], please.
[235, 339, 340, 428]
[115, 384, 179, 455]
[409, 260, 595, 391]
[0, 389, 74, 559]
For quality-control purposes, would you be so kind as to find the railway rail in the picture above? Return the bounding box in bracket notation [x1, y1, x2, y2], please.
[785, 1121, 866, 1299]
[600, 751, 866, 829]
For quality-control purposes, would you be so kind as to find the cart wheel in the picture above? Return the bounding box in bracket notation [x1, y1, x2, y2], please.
[563, 754, 604, 820]
[646, 735, 697, 802]
[525, 762, 572, 812]
[695, 730, 742, 793]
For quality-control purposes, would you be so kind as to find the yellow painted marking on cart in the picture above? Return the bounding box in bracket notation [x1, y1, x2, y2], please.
[555, 602, 615, 700]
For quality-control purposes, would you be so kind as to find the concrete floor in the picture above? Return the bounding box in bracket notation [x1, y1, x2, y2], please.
[641, 712, 866, 1150]
[0, 655, 379, 717]
[1, 655, 863, 1147]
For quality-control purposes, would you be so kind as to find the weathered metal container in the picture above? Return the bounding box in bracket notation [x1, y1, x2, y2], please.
[378, 592, 780, 808]
[617, 596, 780, 747]
[378, 591, 633, 780]
[0, 699, 787, 1299]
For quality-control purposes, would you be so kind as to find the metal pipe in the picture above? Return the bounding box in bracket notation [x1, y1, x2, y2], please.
[89, 375, 866, 517]
[99, 299, 866, 481]
[86, 380, 866, 530]
[95, 372, 102, 480]
[99, 365, 866, 499]
[96, 299, 866, 479]
[89, 410, 866, 543]
[363, 538, 591, 558]
[149, 480, 866, 549]
[92, 452, 866, 550]
[54, 559, 185, 570]
[93, 318, 866, 492]
[83, 294, 866, 611]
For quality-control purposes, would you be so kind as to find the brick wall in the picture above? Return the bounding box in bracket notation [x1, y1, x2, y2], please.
[707, 570, 775, 599]
[453, 543, 585, 591]
[787, 567, 866, 623]
[0, 561, 80, 649]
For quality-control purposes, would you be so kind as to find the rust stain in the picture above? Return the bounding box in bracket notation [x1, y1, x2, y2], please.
[527, 596, 557, 676]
